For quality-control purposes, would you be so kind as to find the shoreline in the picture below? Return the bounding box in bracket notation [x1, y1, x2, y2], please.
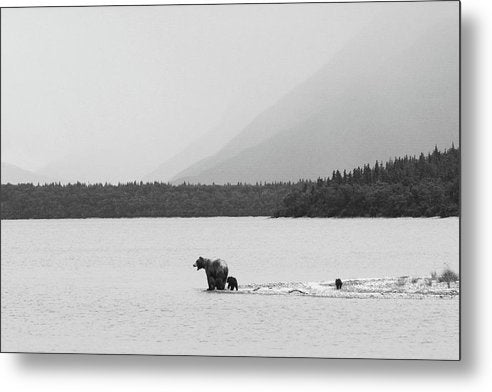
[213, 276, 459, 300]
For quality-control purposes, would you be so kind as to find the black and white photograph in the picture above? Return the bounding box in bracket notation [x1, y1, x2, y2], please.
[1, 1, 460, 360]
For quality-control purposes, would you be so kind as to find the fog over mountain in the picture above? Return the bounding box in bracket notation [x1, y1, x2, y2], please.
[1, 3, 458, 184]
[171, 5, 459, 185]
[2, 3, 372, 184]
[143, 95, 276, 183]
[1, 162, 53, 185]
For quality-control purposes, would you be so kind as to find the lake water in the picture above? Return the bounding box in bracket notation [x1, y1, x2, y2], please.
[1, 217, 459, 359]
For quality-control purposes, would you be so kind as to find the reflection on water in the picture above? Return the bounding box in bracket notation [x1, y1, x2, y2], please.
[1, 217, 459, 359]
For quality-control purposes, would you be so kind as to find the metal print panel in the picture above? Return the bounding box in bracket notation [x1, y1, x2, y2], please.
[0, 1, 460, 359]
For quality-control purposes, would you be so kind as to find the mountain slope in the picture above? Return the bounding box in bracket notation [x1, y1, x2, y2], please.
[1, 162, 53, 184]
[173, 11, 458, 184]
[142, 101, 263, 183]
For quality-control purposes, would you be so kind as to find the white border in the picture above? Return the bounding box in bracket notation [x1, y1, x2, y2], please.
[1, 1, 491, 391]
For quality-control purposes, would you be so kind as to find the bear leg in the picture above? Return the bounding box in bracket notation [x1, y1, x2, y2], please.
[215, 279, 226, 290]
[207, 276, 216, 290]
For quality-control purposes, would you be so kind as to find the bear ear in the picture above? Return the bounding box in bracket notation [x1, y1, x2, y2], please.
[199, 256, 204, 261]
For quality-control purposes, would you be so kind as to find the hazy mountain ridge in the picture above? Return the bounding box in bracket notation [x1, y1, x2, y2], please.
[1, 162, 53, 185]
[142, 101, 261, 183]
[172, 16, 458, 185]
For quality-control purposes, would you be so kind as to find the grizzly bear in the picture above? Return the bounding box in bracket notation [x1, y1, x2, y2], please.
[227, 276, 238, 291]
[193, 256, 229, 290]
[335, 278, 343, 290]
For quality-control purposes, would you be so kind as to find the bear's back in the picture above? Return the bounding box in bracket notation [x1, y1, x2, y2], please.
[210, 258, 228, 271]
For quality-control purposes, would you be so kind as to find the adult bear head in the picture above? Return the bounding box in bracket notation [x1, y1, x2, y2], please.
[193, 256, 206, 270]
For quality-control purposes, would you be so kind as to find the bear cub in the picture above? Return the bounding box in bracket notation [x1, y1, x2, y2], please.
[227, 276, 238, 291]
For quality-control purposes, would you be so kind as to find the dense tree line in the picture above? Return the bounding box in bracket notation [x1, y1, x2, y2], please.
[274, 145, 460, 218]
[0, 145, 459, 219]
[0, 181, 292, 219]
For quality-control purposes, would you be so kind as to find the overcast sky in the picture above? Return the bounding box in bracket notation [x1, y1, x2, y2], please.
[1, 2, 458, 182]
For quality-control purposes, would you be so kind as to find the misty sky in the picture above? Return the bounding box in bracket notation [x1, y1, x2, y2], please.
[1, 2, 458, 183]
